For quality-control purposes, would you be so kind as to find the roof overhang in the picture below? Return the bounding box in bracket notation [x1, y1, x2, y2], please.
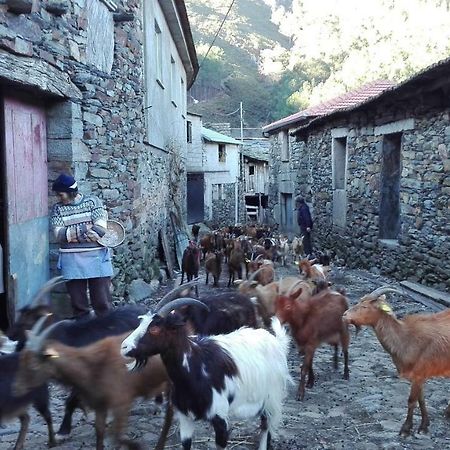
[160, 0, 199, 89]
[292, 57, 450, 138]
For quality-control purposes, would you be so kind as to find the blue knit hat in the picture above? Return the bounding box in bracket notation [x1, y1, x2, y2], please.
[52, 173, 78, 193]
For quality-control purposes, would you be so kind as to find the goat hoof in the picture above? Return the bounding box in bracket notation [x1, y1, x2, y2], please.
[399, 425, 412, 437]
[417, 426, 429, 434]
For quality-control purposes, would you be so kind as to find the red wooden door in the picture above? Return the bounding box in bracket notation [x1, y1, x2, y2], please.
[3, 97, 49, 315]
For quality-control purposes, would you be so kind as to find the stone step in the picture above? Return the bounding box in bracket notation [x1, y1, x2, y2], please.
[400, 280, 450, 308]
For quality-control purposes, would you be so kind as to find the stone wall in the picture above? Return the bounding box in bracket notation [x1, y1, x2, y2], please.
[0, 0, 190, 299]
[266, 132, 308, 232]
[295, 98, 449, 290]
[210, 183, 236, 228]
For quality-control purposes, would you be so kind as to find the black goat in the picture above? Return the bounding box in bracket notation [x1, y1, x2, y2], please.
[182, 292, 259, 335]
[0, 353, 56, 450]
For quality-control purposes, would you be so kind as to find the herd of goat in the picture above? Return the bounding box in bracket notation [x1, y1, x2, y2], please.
[1, 224, 450, 450]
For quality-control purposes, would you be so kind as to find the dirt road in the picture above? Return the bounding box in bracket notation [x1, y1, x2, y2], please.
[1, 263, 449, 449]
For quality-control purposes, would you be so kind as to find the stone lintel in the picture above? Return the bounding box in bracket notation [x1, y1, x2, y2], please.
[0, 50, 82, 99]
[331, 127, 349, 139]
[374, 118, 415, 136]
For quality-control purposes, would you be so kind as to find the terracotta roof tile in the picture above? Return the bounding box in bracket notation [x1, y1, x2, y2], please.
[263, 80, 396, 134]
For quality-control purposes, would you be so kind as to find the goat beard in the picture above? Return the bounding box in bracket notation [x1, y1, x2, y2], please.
[127, 356, 148, 372]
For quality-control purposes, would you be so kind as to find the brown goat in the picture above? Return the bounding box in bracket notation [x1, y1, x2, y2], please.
[238, 277, 300, 327]
[228, 239, 245, 286]
[298, 258, 328, 282]
[205, 251, 222, 287]
[246, 257, 275, 286]
[15, 329, 171, 450]
[181, 241, 200, 285]
[343, 286, 450, 436]
[275, 286, 350, 400]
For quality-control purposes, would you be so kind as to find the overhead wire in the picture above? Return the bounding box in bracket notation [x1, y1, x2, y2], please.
[198, 0, 237, 73]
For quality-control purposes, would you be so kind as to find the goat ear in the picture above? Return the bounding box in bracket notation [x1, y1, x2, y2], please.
[149, 325, 161, 336]
[290, 287, 303, 299]
[43, 347, 60, 359]
[233, 279, 243, 286]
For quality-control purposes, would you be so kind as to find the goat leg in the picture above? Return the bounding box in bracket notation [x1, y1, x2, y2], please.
[154, 398, 174, 450]
[306, 365, 315, 389]
[417, 388, 430, 434]
[445, 403, 450, 418]
[111, 404, 142, 450]
[333, 345, 338, 370]
[298, 349, 314, 400]
[94, 409, 107, 450]
[259, 414, 271, 450]
[211, 414, 228, 450]
[57, 390, 83, 436]
[206, 272, 209, 285]
[14, 413, 30, 450]
[400, 382, 421, 436]
[343, 347, 350, 380]
[34, 402, 57, 447]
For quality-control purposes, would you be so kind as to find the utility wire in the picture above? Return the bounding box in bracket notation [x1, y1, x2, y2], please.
[198, 0, 236, 72]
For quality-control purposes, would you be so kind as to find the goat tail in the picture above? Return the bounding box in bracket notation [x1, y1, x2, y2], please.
[270, 316, 290, 358]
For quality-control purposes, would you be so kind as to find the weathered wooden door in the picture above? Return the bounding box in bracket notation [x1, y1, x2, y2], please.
[280, 193, 293, 231]
[3, 97, 49, 316]
[187, 173, 204, 224]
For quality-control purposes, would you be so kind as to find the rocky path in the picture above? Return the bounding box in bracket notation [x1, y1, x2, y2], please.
[1, 264, 449, 450]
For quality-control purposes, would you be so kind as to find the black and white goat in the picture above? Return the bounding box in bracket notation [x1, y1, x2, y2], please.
[121, 298, 291, 450]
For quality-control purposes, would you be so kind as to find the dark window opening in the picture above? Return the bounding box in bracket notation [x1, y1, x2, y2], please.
[186, 121, 192, 143]
[218, 144, 226, 162]
[249, 165, 255, 175]
[379, 133, 402, 240]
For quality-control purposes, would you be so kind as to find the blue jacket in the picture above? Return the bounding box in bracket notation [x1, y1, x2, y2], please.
[297, 203, 313, 230]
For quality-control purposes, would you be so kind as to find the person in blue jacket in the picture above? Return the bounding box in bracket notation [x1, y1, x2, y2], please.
[296, 197, 313, 257]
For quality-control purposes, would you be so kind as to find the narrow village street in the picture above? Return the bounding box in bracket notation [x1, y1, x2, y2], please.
[1, 261, 449, 450]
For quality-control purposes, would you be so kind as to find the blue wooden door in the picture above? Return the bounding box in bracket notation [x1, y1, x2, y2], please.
[4, 97, 49, 316]
[187, 173, 204, 224]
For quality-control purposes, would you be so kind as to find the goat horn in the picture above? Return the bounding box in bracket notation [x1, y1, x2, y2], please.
[286, 279, 305, 296]
[248, 267, 264, 283]
[254, 254, 264, 262]
[366, 285, 404, 300]
[155, 279, 200, 310]
[26, 317, 68, 353]
[32, 276, 66, 305]
[156, 297, 209, 318]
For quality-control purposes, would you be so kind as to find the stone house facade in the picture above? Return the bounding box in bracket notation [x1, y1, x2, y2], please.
[186, 115, 241, 227]
[0, 0, 198, 323]
[264, 62, 450, 290]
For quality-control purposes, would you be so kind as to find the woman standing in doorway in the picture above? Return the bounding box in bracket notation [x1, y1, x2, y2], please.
[50, 173, 113, 318]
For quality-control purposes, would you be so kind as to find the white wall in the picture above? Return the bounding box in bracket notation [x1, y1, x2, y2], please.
[143, 0, 188, 151]
[186, 114, 203, 171]
[203, 142, 239, 219]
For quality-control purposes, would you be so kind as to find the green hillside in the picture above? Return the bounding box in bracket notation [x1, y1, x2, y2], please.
[186, 0, 450, 128]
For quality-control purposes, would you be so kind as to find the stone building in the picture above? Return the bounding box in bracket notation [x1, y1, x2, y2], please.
[0, 0, 198, 325]
[186, 112, 241, 227]
[264, 60, 450, 290]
